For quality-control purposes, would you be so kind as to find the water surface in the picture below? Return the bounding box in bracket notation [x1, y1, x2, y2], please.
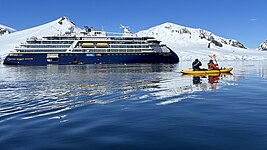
[1, 61, 267, 150]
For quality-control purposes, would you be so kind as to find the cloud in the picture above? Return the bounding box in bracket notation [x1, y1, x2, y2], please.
[249, 18, 257, 21]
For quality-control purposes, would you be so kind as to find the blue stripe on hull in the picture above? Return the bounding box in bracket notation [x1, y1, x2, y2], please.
[4, 52, 179, 65]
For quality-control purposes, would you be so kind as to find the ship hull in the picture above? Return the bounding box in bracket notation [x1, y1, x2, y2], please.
[3, 51, 179, 65]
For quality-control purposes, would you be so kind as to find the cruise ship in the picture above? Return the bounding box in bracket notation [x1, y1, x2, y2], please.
[3, 25, 179, 65]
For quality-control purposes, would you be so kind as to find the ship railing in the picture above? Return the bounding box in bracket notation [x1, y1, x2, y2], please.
[16, 49, 67, 53]
[80, 37, 148, 42]
[72, 48, 153, 53]
[82, 37, 109, 41]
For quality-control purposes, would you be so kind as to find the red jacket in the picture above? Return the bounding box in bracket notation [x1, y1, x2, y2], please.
[208, 63, 219, 70]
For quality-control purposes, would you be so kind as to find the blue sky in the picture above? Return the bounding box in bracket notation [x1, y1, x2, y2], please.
[0, 0, 266, 48]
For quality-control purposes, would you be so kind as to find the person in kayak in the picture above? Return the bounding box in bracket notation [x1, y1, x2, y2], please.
[208, 60, 219, 70]
[192, 59, 203, 71]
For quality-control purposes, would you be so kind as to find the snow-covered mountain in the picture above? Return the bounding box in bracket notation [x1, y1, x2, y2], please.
[139, 22, 246, 49]
[0, 17, 81, 59]
[1, 18, 267, 62]
[258, 40, 267, 51]
[0, 24, 16, 36]
[138, 22, 267, 60]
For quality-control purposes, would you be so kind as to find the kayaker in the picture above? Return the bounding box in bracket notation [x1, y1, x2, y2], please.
[208, 60, 219, 70]
[192, 59, 202, 71]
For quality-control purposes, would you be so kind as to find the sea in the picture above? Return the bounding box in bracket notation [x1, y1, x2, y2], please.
[1, 60, 267, 150]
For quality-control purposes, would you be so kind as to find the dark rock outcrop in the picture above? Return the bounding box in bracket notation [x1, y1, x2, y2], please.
[258, 40, 267, 50]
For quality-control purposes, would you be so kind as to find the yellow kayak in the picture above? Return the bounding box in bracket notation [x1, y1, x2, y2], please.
[180, 68, 233, 75]
[181, 73, 232, 77]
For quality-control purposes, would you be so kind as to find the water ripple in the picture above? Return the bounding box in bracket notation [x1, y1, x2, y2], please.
[0, 64, 238, 124]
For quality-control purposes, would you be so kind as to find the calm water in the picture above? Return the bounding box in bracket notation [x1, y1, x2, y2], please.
[1, 61, 267, 150]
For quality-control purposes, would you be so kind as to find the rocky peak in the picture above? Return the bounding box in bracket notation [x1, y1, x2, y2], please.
[258, 40, 267, 50]
[0, 24, 16, 36]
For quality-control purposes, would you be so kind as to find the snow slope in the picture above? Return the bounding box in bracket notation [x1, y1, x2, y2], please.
[0, 17, 81, 60]
[138, 23, 267, 61]
[0, 24, 16, 36]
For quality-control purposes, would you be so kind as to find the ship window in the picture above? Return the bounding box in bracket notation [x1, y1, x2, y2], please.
[47, 58, 59, 62]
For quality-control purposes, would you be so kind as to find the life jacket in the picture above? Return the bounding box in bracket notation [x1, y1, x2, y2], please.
[208, 63, 219, 70]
